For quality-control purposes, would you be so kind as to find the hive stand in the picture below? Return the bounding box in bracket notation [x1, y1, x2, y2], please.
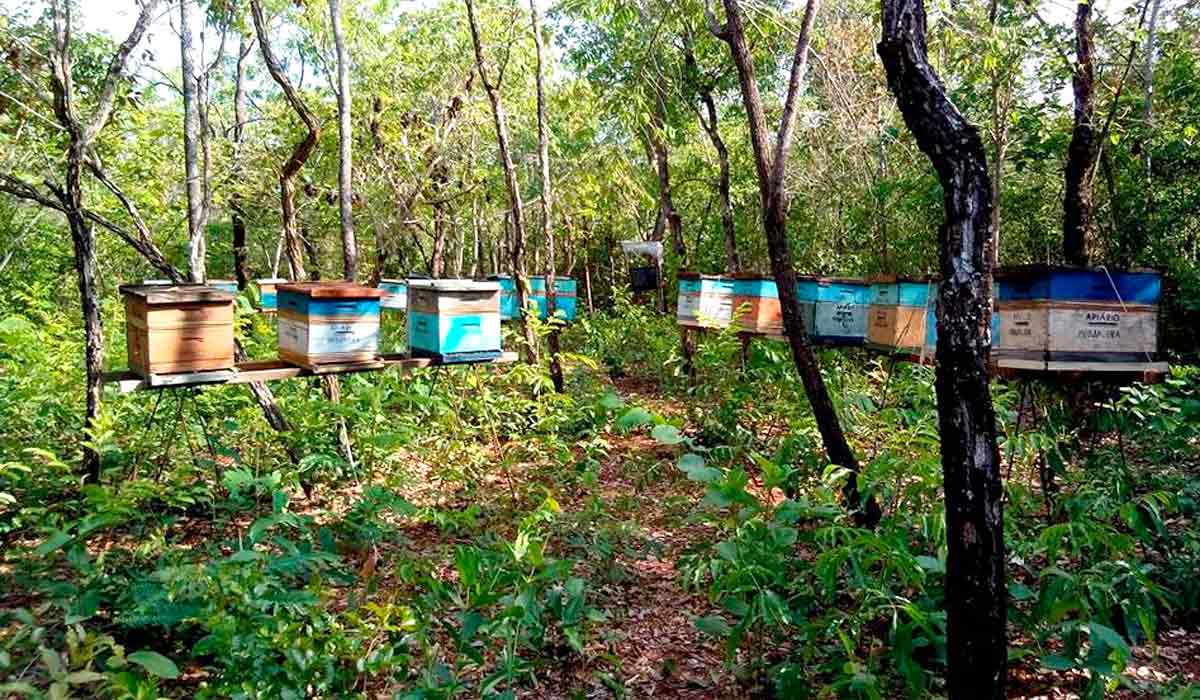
[102, 351, 520, 394]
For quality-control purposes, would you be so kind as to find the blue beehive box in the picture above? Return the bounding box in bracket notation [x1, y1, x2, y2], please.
[529, 276, 578, 322]
[276, 282, 384, 368]
[868, 275, 937, 353]
[257, 278, 286, 312]
[677, 273, 736, 328]
[994, 267, 1161, 362]
[797, 276, 871, 345]
[489, 275, 519, 320]
[379, 279, 409, 311]
[408, 279, 502, 364]
[210, 280, 240, 294]
[996, 266, 1161, 304]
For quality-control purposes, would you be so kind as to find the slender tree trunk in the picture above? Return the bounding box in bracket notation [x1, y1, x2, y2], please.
[1063, 0, 1097, 266]
[1143, 0, 1162, 181]
[465, 0, 538, 363]
[429, 164, 449, 277]
[699, 92, 739, 273]
[879, 1, 1006, 697]
[650, 86, 685, 266]
[711, 0, 879, 526]
[232, 34, 252, 289]
[530, 0, 564, 392]
[471, 198, 483, 278]
[329, 0, 357, 280]
[181, 0, 206, 281]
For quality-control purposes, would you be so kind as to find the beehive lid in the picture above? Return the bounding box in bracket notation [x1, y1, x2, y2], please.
[277, 282, 385, 299]
[379, 278, 409, 285]
[812, 275, 868, 285]
[120, 284, 235, 305]
[409, 279, 500, 293]
[257, 277, 288, 283]
[733, 272, 776, 281]
[866, 274, 938, 284]
[678, 271, 731, 281]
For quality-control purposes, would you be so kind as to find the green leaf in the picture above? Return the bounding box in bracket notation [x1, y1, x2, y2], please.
[127, 651, 180, 679]
[694, 615, 731, 638]
[677, 453, 719, 483]
[1041, 654, 1076, 670]
[915, 556, 945, 574]
[35, 530, 72, 557]
[616, 407, 652, 431]
[64, 670, 104, 685]
[651, 424, 684, 445]
[598, 393, 624, 411]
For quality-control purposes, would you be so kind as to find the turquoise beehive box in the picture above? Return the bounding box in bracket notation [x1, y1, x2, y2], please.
[408, 279, 502, 364]
[797, 276, 870, 346]
[378, 279, 409, 311]
[276, 282, 384, 368]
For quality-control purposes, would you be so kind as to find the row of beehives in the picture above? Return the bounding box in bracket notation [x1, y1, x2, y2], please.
[120, 278, 507, 379]
[677, 267, 1163, 363]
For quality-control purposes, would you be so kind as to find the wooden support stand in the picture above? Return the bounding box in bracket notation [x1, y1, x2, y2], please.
[102, 351, 519, 394]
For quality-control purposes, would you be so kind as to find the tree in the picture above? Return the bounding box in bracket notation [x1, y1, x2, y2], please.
[530, 0, 565, 392]
[708, 0, 879, 527]
[1063, 0, 1097, 266]
[878, 0, 1006, 697]
[329, 0, 358, 280]
[181, 0, 206, 282]
[231, 33, 255, 289]
[464, 0, 538, 364]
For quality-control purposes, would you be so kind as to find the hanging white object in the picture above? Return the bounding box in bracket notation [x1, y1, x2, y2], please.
[621, 240, 663, 261]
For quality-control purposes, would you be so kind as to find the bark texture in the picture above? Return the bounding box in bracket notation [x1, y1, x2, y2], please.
[329, 0, 357, 280]
[710, 0, 878, 526]
[1063, 0, 1097, 267]
[878, 1, 1006, 697]
[232, 34, 253, 289]
[180, 0, 206, 281]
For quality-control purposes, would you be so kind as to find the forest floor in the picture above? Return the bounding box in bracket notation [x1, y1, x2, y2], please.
[118, 370, 1197, 699]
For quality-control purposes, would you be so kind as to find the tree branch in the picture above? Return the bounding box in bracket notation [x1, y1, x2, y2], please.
[81, 0, 162, 147]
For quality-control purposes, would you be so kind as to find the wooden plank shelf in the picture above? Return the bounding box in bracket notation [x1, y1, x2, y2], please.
[993, 358, 1169, 382]
[101, 351, 519, 393]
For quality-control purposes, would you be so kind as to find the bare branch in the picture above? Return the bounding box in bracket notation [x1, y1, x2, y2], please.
[772, 0, 821, 190]
[81, 0, 162, 147]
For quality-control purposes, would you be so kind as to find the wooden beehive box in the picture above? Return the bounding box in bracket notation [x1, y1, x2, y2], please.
[276, 282, 384, 369]
[120, 284, 236, 378]
[408, 279, 502, 363]
[733, 275, 783, 335]
[677, 273, 736, 329]
[210, 279, 239, 294]
[867, 275, 937, 353]
[378, 279, 409, 311]
[257, 278, 286, 312]
[995, 267, 1161, 362]
[797, 276, 870, 346]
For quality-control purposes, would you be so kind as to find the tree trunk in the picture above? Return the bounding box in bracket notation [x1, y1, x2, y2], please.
[251, 0, 318, 281]
[878, 1, 1006, 697]
[329, 0, 357, 280]
[530, 0, 564, 392]
[711, 0, 878, 526]
[429, 164, 450, 277]
[181, 0, 206, 282]
[465, 0, 538, 364]
[471, 198, 483, 278]
[699, 91, 739, 273]
[232, 34, 252, 289]
[650, 86, 685, 265]
[1143, 0, 1162, 180]
[1063, 0, 1097, 267]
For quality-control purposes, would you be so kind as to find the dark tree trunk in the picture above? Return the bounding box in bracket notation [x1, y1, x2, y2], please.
[429, 163, 450, 278]
[878, 1, 1006, 697]
[1063, 0, 1097, 267]
[649, 88, 685, 266]
[711, 0, 879, 526]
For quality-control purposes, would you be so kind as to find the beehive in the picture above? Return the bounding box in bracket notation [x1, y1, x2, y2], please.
[797, 277, 871, 345]
[994, 267, 1160, 362]
[120, 284, 236, 378]
[408, 279, 502, 364]
[733, 275, 783, 335]
[489, 275, 519, 320]
[677, 273, 736, 329]
[210, 279, 240, 294]
[379, 279, 409, 311]
[276, 282, 384, 368]
[867, 275, 937, 354]
[257, 278, 286, 312]
[530, 276, 579, 322]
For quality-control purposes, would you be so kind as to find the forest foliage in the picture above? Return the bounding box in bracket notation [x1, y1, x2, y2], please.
[1, 0, 1199, 697]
